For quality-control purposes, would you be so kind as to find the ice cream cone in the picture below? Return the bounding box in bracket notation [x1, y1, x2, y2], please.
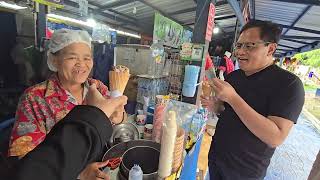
[109, 65, 130, 96]
[202, 81, 212, 96]
[172, 128, 185, 173]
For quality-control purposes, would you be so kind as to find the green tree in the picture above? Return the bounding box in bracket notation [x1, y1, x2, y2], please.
[294, 48, 320, 67]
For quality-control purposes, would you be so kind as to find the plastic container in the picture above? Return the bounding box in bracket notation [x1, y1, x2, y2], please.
[129, 164, 143, 180]
[182, 65, 200, 97]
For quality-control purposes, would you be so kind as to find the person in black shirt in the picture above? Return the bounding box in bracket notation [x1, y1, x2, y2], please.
[5, 84, 127, 180]
[201, 20, 305, 179]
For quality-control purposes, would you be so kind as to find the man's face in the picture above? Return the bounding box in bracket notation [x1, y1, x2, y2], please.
[234, 27, 277, 75]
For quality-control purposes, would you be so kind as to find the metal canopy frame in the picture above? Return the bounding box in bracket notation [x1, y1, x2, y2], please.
[58, 0, 238, 36]
[270, 0, 320, 6]
[283, 39, 314, 45]
[136, 0, 193, 31]
[168, 7, 197, 16]
[277, 48, 297, 52]
[105, 8, 138, 22]
[63, 0, 139, 30]
[281, 35, 320, 40]
[245, 0, 320, 57]
[99, 0, 133, 11]
[184, 14, 237, 26]
[279, 24, 320, 35]
[55, 0, 320, 56]
[278, 44, 299, 50]
[275, 2, 317, 56]
[282, 5, 312, 36]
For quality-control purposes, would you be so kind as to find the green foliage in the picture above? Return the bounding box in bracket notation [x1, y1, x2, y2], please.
[304, 84, 318, 91]
[294, 48, 320, 68]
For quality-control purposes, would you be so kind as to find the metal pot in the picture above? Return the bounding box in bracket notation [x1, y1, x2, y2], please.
[107, 123, 139, 148]
[102, 140, 161, 161]
[120, 146, 160, 180]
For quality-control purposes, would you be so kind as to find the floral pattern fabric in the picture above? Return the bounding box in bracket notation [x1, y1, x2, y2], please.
[8, 74, 109, 157]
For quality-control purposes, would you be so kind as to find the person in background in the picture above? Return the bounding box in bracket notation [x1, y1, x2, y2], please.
[204, 53, 215, 79]
[5, 84, 128, 180]
[8, 29, 124, 180]
[217, 51, 235, 80]
[288, 57, 298, 73]
[214, 44, 224, 57]
[273, 58, 280, 66]
[234, 59, 240, 71]
[211, 44, 224, 69]
[201, 20, 305, 179]
[282, 57, 291, 70]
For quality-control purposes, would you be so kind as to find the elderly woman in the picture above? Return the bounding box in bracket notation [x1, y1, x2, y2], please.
[8, 29, 123, 179]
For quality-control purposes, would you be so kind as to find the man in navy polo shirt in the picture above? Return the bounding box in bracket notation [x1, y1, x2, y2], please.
[201, 20, 305, 180]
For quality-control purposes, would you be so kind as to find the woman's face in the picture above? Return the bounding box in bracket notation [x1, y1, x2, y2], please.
[53, 43, 93, 85]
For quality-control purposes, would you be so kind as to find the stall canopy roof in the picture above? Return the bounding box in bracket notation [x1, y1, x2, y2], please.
[254, 0, 320, 57]
[56, 0, 237, 39]
[53, 0, 320, 56]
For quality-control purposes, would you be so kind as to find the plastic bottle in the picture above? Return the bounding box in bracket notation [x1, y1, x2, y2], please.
[129, 164, 143, 180]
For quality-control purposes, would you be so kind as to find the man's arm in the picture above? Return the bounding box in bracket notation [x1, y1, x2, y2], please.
[229, 94, 293, 148]
[9, 105, 113, 180]
[211, 78, 304, 148]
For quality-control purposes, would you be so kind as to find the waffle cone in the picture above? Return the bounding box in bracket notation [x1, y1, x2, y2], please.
[202, 81, 212, 96]
[109, 65, 130, 94]
[172, 128, 185, 173]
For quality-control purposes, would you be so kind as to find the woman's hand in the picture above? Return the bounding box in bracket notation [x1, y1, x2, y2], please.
[109, 107, 125, 125]
[79, 161, 110, 180]
[86, 84, 127, 119]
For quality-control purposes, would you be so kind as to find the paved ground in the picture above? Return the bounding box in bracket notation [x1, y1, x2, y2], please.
[265, 113, 320, 180]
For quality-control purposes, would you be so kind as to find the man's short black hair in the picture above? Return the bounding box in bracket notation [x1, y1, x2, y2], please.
[240, 20, 282, 44]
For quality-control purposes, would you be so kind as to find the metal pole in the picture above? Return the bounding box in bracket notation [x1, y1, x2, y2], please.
[181, 0, 211, 105]
[227, 0, 245, 28]
[34, 2, 47, 50]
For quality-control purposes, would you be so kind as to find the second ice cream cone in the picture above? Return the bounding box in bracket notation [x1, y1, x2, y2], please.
[202, 81, 212, 96]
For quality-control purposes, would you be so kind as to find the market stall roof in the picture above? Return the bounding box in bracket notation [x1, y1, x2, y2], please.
[12, 0, 318, 56]
[254, 0, 320, 57]
[54, 0, 237, 39]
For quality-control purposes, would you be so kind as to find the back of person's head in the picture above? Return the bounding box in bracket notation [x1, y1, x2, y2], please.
[240, 20, 282, 44]
[214, 43, 224, 57]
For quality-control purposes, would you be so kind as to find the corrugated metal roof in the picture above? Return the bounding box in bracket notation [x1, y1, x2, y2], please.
[172, 12, 196, 24]
[255, 0, 320, 56]
[224, 26, 236, 33]
[216, 4, 234, 17]
[255, 0, 308, 26]
[279, 39, 305, 47]
[52, 0, 319, 54]
[53, 0, 237, 36]
[277, 46, 293, 51]
[218, 17, 237, 27]
[94, 14, 120, 25]
[113, 1, 154, 19]
[88, 0, 117, 6]
[147, 0, 196, 14]
[294, 6, 320, 31]
[286, 29, 320, 38]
